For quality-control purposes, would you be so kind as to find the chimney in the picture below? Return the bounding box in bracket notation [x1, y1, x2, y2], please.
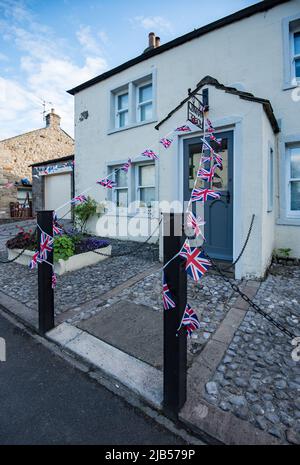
[149, 32, 156, 48]
[45, 108, 61, 128]
[143, 32, 161, 53]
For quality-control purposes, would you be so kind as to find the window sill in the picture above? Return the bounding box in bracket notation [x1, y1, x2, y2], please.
[276, 217, 300, 226]
[282, 82, 300, 91]
[107, 118, 157, 135]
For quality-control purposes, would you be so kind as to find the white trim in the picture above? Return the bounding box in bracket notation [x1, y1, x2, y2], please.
[278, 133, 300, 225]
[108, 68, 157, 133]
[282, 13, 300, 89]
[267, 143, 274, 213]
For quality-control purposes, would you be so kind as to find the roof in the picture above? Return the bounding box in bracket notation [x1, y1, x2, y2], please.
[30, 154, 74, 168]
[155, 76, 280, 134]
[67, 0, 289, 96]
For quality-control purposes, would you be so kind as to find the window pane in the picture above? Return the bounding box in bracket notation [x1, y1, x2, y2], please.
[291, 147, 300, 178]
[295, 58, 300, 78]
[291, 181, 300, 211]
[139, 84, 152, 103]
[294, 32, 300, 55]
[140, 187, 155, 207]
[139, 164, 155, 186]
[115, 168, 128, 187]
[118, 93, 128, 110]
[116, 189, 128, 207]
[140, 102, 152, 121]
[119, 110, 128, 128]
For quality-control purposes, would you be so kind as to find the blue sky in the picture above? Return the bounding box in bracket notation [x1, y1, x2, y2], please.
[0, 0, 259, 139]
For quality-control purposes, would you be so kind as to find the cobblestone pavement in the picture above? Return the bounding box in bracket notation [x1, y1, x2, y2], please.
[204, 264, 300, 445]
[0, 251, 159, 315]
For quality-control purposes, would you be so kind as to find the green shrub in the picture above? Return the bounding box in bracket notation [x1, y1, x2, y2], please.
[74, 196, 97, 233]
[54, 235, 75, 262]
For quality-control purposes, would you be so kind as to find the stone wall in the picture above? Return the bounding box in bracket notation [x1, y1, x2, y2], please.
[0, 110, 74, 218]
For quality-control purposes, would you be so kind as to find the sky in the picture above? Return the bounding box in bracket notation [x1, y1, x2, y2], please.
[0, 0, 259, 140]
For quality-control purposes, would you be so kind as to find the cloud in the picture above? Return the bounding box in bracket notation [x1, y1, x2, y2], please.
[0, 2, 109, 139]
[130, 15, 173, 34]
[77, 25, 102, 55]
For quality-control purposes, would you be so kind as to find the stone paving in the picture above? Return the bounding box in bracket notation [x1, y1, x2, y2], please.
[204, 263, 300, 444]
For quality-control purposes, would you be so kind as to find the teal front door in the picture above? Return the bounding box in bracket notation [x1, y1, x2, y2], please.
[184, 131, 234, 261]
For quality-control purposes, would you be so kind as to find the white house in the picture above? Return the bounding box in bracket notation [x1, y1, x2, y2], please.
[68, 0, 300, 279]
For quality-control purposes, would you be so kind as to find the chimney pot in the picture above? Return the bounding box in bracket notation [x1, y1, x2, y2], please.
[148, 32, 155, 48]
[155, 36, 160, 48]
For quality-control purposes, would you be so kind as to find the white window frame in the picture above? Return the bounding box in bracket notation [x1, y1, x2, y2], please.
[109, 70, 157, 133]
[286, 145, 300, 218]
[291, 28, 300, 83]
[136, 81, 153, 123]
[282, 14, 300, 89]
[115, 89, 129, 129]
[112, 167, 129, 209]
[136, 162, 155, 209]
[267, 146, 274, 213]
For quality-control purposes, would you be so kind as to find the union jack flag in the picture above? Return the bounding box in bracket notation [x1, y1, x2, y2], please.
[160, 138, 173, 149]
[201, 138, 214, 153]
[39, 232, 54, 261]
[97, 178, 116, 189]
[197, 166, 217, 183]
[162, 274, 176, 310]
[121, 159, 132, 173]
[175, 125, 191, 132]
[210, 134, 222, 146]
[29, 251, 41, 270]
[71, 195, 88, 205]
[205, 118, 215, 133]
[52, 273, 57, 289]
[53, 222, 63, 236]
[142, 149, 158, 160]
[180, 304, 201, 337]
[191, 188, 220, 203]
[213, 153, 223, 168]
[179, 240, 211, 281]
[201, 156, 212, 164]
[186, 212, 205, 239]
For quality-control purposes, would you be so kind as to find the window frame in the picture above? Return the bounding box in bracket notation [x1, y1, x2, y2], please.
[136, 162, 156, 209]
[112, 166, 129, 209]
[115, 89, 129, 129]
[286, 144, 300, 218]
[267, 146, 274, 213]
[291, 29, 300, 83]
[282, 14, 300, 89]
[136, 81, 153, 123]
[109, 70, 157, 133]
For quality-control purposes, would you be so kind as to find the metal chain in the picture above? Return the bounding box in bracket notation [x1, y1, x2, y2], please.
[217, 214, 255, 272]
[203, 251, 297, 340]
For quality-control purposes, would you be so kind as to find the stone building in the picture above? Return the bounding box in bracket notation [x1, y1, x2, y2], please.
[0, 109, 74, 219]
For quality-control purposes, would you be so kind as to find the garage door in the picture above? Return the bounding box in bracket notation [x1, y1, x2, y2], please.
[44, 173, 72, 220]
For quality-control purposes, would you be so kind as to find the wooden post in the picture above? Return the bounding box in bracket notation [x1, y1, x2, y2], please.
[37, 210, 54, 335]
[163, 212, 187, 420]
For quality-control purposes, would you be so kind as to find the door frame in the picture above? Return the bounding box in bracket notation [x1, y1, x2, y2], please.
[175, 117, 245, 278]
[182, 130, 234, 261]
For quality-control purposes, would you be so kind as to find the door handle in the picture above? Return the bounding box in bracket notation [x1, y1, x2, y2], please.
[226, 191, 231, 204]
